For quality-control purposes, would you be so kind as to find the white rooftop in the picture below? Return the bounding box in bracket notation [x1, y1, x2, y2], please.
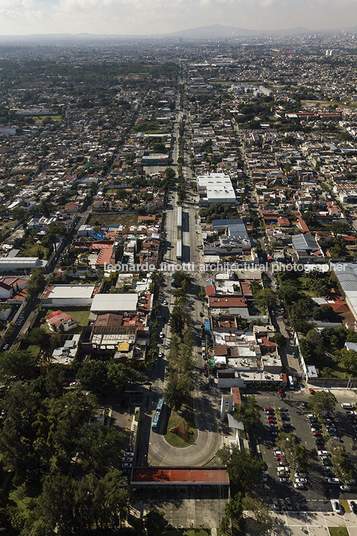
[44, 285, 95, 299]
[91, 293, 138, 313]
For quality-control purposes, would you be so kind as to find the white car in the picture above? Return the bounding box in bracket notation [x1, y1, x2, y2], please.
[295, 478, 307, 484]
[294, 472, 306, 478]
[333, 501, 342, 514]
[340, 485, 351, 492]
[317, 450, 329, 456]
[159, 332, 164, 339]
[327, 478, 340, 485]
[163, 300, 168, 305]
[294, 482, 304, 489]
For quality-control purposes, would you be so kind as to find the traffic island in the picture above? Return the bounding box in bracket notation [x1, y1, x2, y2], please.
[164, 406, 197, 448]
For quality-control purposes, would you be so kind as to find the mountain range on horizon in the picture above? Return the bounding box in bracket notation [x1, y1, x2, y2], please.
[0, 23, 356, 41]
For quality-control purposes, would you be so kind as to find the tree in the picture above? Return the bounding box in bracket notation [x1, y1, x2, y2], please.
[218, 446, 265, 494]
[224, 493, 243, 530]
[231, 396, 261, 435]
[307, 390, 336, 416]
[29, 327, 50, 351]
[254, 288, 277, 310]
[242, 496, 273, 533]
[26, 268, 46, 302]
[144, 509, 168, 536]
[273, 333, 286, 349]
[107, 361, 130, 393]
[278, 284, 302, 303]
[77, 360, 109, 394]
[170, 305, 186, 337]
[0, 349, 37, 380]
[335, 348, 357, 377]
[79, 424, 124, 473]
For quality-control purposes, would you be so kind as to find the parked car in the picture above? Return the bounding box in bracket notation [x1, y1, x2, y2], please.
[293, 482, 304, 489]
[262, 471, 267, 482]
[333, 501, 342, 514]
[159, 332, 164, 339]
[341, 403, 354, 409]
[295, 478, 307, 484]
[328, 478, 340, 485]
[313, 431, 322, 437]
[277, 407, 287, 412]
[264, 407, 274, 412]
[279, 477, 290, 483]
[317, 450, 329, 456]
[309, 388, 315, 394]
[158, 352, 164, 358]
[350, 501, 357, 514]
[294, 472, 306, 478]
[340, 485, 351, 492]
[122, 462, 132, 468]
[285, 498, 292, 510]
[272, 498, 280, 510]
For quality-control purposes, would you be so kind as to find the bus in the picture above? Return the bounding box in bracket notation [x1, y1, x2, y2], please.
[152, 397, 164, 432]
[176, 239, 182, 261]
[288, 375, 295, 390]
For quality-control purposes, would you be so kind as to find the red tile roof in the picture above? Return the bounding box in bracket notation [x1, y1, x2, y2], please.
[132, 467, 229, 485]
[209, 296, 247, 308]
[214, 345, 228, 356]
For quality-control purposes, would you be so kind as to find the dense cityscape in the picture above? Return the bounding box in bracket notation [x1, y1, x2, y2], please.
[1, 31, 357, 535]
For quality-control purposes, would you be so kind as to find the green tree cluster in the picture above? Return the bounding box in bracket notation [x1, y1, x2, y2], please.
[77, 360, 130, 395]
[231, 395, 262, 435]
[165, 331, 194, 411]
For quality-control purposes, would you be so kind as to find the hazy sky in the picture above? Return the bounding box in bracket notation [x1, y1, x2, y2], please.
[0, 0, 356, 35]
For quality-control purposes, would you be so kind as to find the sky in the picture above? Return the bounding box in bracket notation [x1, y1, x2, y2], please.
[0, 0, 356, 36]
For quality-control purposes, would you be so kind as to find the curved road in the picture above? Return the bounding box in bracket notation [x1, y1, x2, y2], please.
[147, 386, 222, 466]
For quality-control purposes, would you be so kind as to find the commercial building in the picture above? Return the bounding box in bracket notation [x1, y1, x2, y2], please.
[332, 263, 357, 322]
[197, 173, 236, 206]
[90, 293, 138, 314]
[41, 284, 99, 307]
[0, 257, 43, 272]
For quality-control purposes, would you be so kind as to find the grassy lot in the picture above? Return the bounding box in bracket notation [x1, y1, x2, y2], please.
[329, 527, 349, 536]
[88, 213, 138, 227]
[20, 243, 49, 259]
[0, 219, 18, 234]
[165, 403, 197, 448]
[43, 308, 91, 330]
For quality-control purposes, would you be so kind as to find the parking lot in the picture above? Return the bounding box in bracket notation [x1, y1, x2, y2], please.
[252, 387, 357, 513]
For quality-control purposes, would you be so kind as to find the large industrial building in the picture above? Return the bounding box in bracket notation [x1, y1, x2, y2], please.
[41, 284, 99, 307]
[332, 263, 357, 322]
[197, 173, 237, 206]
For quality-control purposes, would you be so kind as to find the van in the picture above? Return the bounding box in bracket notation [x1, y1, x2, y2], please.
[341, 403, 354, 409]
